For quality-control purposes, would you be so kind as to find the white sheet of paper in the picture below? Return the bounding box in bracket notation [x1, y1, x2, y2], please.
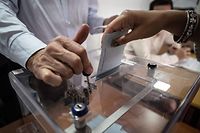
[96, 30, 127, 79]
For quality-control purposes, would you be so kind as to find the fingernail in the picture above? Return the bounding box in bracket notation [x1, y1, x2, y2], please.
[85, 65, 93, 74]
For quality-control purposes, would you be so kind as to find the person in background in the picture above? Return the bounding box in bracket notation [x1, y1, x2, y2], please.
[124, 0, 192, 65]
[0, 0, 116, 126]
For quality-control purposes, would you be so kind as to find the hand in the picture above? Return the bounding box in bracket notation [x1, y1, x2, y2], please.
[104, 10, 187, 45]
[103, 15, 118, 25]
[27, 24, 93, 87]
[104, 10, 166, 44]
[175, 47, 191, 60]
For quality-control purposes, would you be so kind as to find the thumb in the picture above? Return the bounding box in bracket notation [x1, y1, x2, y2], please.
[73, 24, 93, 75]
[73, 24, 90, 44]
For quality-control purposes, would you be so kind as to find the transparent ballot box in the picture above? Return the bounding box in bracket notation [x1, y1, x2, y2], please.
[9, 57, 200, 133]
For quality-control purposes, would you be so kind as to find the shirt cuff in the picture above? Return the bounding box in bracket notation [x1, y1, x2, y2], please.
[10, 33, 46, 68]
[88, 16, 105, 34]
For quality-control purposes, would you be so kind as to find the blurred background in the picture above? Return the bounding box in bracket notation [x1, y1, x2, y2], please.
[97, 0, 197, 17]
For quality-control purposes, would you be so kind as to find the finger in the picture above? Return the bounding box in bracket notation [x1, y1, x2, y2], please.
[57, 51, 83, 74]
[115, 30, 138, 45]
[104, 16, 124, 34]
[45, 42, 83, 74]
[181, 47, 191, 53]
[37, 68, 63, 87]
[182, 47, 190, 50]
[186, 48, 191, 52]
[186, 49, 192, 55]
[54, 37, 93, 75]
[73, 25, 93, 74]
[116, 33, 133, 45]
[73, 24, 90, 44]
[44, 56, 77, 77]
[72, 46, 93, 75]
[104, 10, 133, 34]
[117, 26, 154, 45]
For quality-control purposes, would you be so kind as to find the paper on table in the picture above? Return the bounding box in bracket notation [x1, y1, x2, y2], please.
[96, 30, 127, 80]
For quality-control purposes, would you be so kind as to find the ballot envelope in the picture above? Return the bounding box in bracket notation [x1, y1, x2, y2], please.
[9, 55, 200, 133]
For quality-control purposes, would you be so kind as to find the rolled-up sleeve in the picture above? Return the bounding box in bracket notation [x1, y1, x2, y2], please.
[0, 1, 46, 68]
[88, 0, 105, 34]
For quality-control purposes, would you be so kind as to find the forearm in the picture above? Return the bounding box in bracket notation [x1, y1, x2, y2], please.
[0, 2, 46, 67]
[163, 10, 200, 45]
[163, 11, 187, 37]
[191, 14, 200, 45]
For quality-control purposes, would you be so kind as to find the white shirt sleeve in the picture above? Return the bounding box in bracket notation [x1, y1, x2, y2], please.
[125, 39, 154, 59]
[0, 1, 46, 68]
[88, 0, 105, 34]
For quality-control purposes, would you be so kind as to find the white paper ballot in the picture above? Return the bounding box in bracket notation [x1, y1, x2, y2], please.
[96, 30, 127, 79]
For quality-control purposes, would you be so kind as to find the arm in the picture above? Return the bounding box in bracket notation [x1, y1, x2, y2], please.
[0, 1, 46, 67]
[27, 24, 93, 87]
[106, 10, 200, 45]
[104, 10, 200, 60]
[0, 1, 93, 86]
[105, 10, 188, 44]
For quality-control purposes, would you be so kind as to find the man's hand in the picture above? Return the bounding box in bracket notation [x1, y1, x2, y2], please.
[27, 24, 93, 87]
[175, 47, 191, 60]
